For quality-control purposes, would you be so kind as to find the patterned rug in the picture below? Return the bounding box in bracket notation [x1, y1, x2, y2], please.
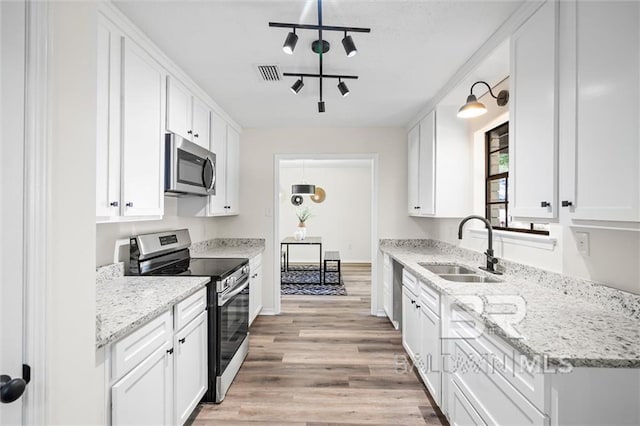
[281, 264, 347, 296]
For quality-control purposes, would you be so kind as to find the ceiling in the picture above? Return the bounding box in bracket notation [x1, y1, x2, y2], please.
[115, 0, 522, 128]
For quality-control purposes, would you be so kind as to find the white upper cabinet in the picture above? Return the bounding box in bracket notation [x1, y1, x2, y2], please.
[121, 38, 165, 218]
[209, 111, 229, 215]
[509, 0, 558, 220]
[569, 1, 640, 223]
[408, 107, 471, 217]
[166, 76, 211, 149]
[96, 16, 164, 222]
[225, 126, 240, 215]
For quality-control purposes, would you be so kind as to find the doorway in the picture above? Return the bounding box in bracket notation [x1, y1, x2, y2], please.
[273, 154, 379, 315]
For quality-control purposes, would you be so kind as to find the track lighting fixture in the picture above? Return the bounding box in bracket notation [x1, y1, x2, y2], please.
[269, 0, 370, 112]
[282, 29, 298, 55]
[342, 32, 357, 57]
[290, 78, 304, 94]
[337, 79, 350, 97]
[458, 81, 509, 119]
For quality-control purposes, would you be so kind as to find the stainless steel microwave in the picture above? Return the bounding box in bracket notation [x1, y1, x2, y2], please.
[165, 133, 216, 196]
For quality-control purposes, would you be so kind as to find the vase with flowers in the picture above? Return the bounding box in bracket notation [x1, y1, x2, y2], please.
[295, 206, 312, 240]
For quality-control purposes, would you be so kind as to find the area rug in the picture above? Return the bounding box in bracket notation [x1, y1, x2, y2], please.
[281, 264, 347, 296]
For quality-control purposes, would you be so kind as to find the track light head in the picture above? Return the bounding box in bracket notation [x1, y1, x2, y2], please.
[283, 30, 298, 54]
[342, 33, 357, 57]
[290, 78, 304, 94]
[318, 101, 326, 113]
[337, 80, 350, 97]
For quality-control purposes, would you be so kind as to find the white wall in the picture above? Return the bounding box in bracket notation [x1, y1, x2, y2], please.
[49, 2, 101, 423]
[216, 127, 431, 313]
[96, 196, 220, 266]
[279, 160, 372, 263]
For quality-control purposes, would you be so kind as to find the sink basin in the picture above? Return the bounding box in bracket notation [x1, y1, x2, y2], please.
[419, 263, 477, 275]
[438, 274, 503, 283]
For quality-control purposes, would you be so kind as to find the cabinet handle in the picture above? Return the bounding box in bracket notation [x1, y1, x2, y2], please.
[166, 348, 174, 355]
[125, 202, 133, 208]
[109, 201, 119, 207]
[187, 130, 193, 135]
[561, 201, 573, 207]
[179, 337, 186, 344]
[540, 201, 550, 208]
[416, 206, 420, 209]
[194, 133, 199, 138]
[416, 304, 421, 309]
[410, 300, 415, 305]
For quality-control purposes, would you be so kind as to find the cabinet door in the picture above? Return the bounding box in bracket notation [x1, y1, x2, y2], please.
[448, 378, 487, 426]
[382, 255, 393, 322]
[420, 306, 441, 406]
[174, 311, 207, 425]
[209, 111, 227, 215]
[510, 0, 559, 219]
[191, 96, 210, 149]
[226, 127, 240, 215]
[249, 265, 262, 326]
[121, 38, 165, 217]
[112, 345, 173, 426]
[408, 124, 421, 215]
[96, 19, 122, 219]
[572, 1, 640, 222]
[401, 286, 418, 362]
[166, 76, 192, 140]
[418, 112, 436, 215]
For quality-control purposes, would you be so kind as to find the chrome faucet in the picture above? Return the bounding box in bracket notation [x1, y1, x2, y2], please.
[458, 215, 502, 275]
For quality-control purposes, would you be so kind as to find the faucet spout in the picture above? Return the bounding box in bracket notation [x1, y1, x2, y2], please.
[457, 215, 501, 274]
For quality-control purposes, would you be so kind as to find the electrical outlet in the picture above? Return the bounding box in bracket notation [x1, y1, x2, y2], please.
[576, 231, 590, 255]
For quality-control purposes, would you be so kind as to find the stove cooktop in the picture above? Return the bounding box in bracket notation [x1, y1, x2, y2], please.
[150, 257, 248, 279]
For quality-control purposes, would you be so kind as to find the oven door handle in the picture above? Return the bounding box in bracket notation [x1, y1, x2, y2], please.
[218, 279, 249, 306]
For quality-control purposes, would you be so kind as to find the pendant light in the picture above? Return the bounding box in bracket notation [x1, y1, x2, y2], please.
[292, 160, 316, 195]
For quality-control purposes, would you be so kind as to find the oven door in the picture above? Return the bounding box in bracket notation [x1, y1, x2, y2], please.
[216, 278, 249, 384]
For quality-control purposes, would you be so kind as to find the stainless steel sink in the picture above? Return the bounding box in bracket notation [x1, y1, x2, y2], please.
[438, 274, 503, 283]
[419, 263, 477, 275]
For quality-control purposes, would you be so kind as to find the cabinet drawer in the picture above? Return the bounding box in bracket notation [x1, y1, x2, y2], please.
[402, 269, 418, 293]
[174, 287, 207, 332]
[112, 310, 173, 381]
[450, 337, 546, 426]
[419, 280, 440, 316]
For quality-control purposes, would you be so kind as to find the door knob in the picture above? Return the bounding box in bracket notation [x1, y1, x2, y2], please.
[0, 375, 26, 403]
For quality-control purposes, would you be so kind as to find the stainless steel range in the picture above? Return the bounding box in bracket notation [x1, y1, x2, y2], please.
[128, 229, 249, 403]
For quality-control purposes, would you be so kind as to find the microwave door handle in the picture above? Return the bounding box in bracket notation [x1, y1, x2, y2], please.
[203, 157, 215, 191]
[218, 279, 249, 306]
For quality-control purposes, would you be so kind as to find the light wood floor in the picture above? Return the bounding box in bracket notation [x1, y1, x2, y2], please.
[189, 264, 447, 426]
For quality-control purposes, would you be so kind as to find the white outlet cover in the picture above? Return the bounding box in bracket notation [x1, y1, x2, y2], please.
[576, 231, 590, 255]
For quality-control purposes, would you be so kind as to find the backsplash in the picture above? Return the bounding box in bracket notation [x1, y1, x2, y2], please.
[380, 238, 640, 320]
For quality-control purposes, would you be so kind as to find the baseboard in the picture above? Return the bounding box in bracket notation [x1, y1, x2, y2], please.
[375, 309, 387, 317]
[259, 308, 277, 316]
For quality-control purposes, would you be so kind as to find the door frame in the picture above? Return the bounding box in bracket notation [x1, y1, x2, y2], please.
[22, 1, 50, 424]
[273, 153, 379, 315]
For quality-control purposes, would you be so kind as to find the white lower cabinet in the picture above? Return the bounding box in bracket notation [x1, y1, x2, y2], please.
[382, 254, 394, 327]
[396, 265, 640, 426]
[174, 311, 207, 425]
[249, 254, 263, 326]
[103, 288, 208, 425]
[112, 345, 174, 426]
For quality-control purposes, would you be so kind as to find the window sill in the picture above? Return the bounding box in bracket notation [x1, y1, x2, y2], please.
[468, 228, 557, 251]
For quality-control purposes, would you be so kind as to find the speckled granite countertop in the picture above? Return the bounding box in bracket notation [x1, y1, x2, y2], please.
[95, 275, 209, 348]
[380, 241, 640, 368]
[190, 238, 265, 259]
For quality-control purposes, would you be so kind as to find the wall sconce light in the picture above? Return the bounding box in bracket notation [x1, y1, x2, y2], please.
[457, 81, 509, 119]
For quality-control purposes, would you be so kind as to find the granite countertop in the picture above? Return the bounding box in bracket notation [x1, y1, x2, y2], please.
[96, 275, 210, 348]
[380, 242, 640, 368]
[190, 238, 265, 259]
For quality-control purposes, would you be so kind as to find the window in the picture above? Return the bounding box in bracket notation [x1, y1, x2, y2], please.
[485, 122, 549, 235]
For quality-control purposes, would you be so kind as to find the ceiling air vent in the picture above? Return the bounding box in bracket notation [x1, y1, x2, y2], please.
[257, 65, 281, 82]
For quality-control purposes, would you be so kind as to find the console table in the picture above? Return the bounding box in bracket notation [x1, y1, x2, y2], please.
[280, 236, 322, 284]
